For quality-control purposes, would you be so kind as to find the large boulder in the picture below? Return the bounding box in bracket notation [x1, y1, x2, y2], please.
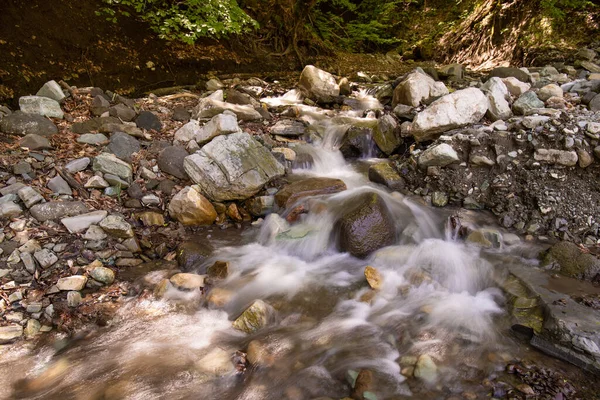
[481, 77, 512, 121]
[392, 70, 448, 107]
[541, 241, 600, 281]
[409, 88, 489, 142]
[298, 65, 340, 103]
[183, 132, 285, 201]
[19, 96, 63, 119]
[168, 186, 217, 225]
[336, 192, 396, 258]
[275, 177, 347, 208]
[0, 111, 58, 136]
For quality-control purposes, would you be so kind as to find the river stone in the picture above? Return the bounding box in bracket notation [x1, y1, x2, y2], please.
[47, 175, 72, 195]
[36, 80, 66, 102]
[90, 266, 115, 285]
[19, 96, 63, 119]
[17, 186, 44, 208]
[0, 202, 22, 218]
[365, 265, 382, 289]
[193, 93, 262, 121]
[99, 215, 134, 238]
[77, 133, 108, 145]
[392, 70, 448, 107]
[373, 114, 400, 155]
[0, 111, 58, 136]
[61, 210, 108, 233]
[513, 91, 545, 115]
[538, 84, 563, 102]
[275, 177, 347, 208]
[109, 103, 136, 122]
[195, 112, 241, 144]
[196, 348, 235, 375]
[34, 249, 58, 268]
[29, 201, 88, 222]
[135, 111, 162, 131]
[57, 275, 88, 291]
[169, 186, 217, 226]
[0, 325, 23, 344]
[170, 273, 206, 290]
[534, 149, 578, 166]
[581, 61, 600, 73]
[340, 126, 375, 158]
[336, 192, 396, 258]
[419, 143, 459, 167]
[65, 157, 90, 174]
[233, 299, 274, 333]
[489, 67, 531, 83]
[298, 65, 340, 103]
[269, 119, 306, 137]
[158, 146, 189, 179]
[19, 134, 51, 150]
[414, 355, 438, 383]
[107, 132, 140, 162]
[481, 77, 512, 121]
[409, 88, 488, 142]
[177, 241, 213, 272]
[368, 162, 405, 191]
[245, 196, 275, 217]
[502, 77, 531, 97]
[541, 241, 600, 281]
[590, 94, 600, 111]
[183, 132, 285, 201]
[93, 153, 132, 182]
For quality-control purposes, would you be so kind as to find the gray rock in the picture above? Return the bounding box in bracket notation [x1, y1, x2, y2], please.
[36, 80, 66, 102]
[481, 77, 512, 121]
[0, 111, 58, 136]
[84, 175, 110, 189]
[107, 132, 140, 162]
[373, 114, 400, 155]
[67, 291, 82, 307]
[172, 107, 190, 121]
[193, 95, 262, 121]
[90, 266, 115, 285]
[30, 201, 88, 222]
[489, 67, 531, 83]
[33, 249, 58, 268]
[368, 162, 405, 191]
[109, 103, 136, 121]
[392, 70, 448, 107]
[183, 132, 285, 201]
[534, 149, 578, 166]
[13, 161, 32, 175]
[61, 210, 108, 233]
[269, 119, 306, 136]
[513, 91, 545, 115]
[19, 134, 52, 150]
[580, 61, 600, 73]
[135, 111, 162, 131]
[56, 276, 87, 291]
[104, 174, 129, 188]
[77, 133, 108, 145]
[65, 157, 91, 174]
[47, 175, 72, 195]
[590, 94, 600, 111]
[419, 143, 459, 167]
[298, 65, 340, 103]
[158, 146, 189, 179]
[92, 153, 132, 182]
[21, 252, 36, 274]
[0, 183, 26, 196]
[0, 325, 23, 344]
[17, 186, 44, 208]
[577, 48, 597, 61]
[19, 96, 63, 119]
[91, 95, 110, 116]
[0, 202, 22, 218]
[173, 119, 200, 144]
[99, 215, 134, 238]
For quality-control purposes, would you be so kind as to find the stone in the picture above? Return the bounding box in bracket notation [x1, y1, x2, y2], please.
[141, 194, 160, 206]
[438, 63, 463, 81]
[541, 241, 600, 280]
[272, 147, 296, 161]
[65, 157, 91, 174]
[340, 126, 375, 158]
[19, 96, 63, 119]
[502, 77, 531, 97]
[108, 103, 136, 121]
[489, 67, 531, 83]
[0, 111, 58, 136]
[100, 123, 145, 139]
[275, 177, 347, 208]
[431, 192, 448, 207]
[158, 146, 189, 179]
[13, 161, 32, 175]
[298, 65, 340, 103]
[538, 84, 563, 102]
[534, 149, 578, 166]
[77, 133, 109, 145]
[47, 175, 72, 195]
[30, 201, 88, 222]
[513, 91, 545, 115]
[195, 112, 241, 144]
[84, 176, 110, 189]
[93, 153, 132, 182]
[206, 78, 224, 91]
[245, 196, 275, 217]
[373, 114, 400, 155]
[56, 275, 88, 291]
[269, 119, 306, 137]
[17, 186, 44, 208]
[135, 111, 162, 131]
[21, 252, 36, 274]
[481, 77, 512, 121]
[233, 299, 274, 333]
[365, 265, 382, 289]
[61, 210, 108, 233]
[577, 48, 597, 61]
[183, 132, 285, 201]
[0, 183, 26, 196]
[207, 261, 229, 279]
[89, 266, 115, 285]
[168, 186, 217, 225]
[19, 134, 51, 150]
[581, 61, 600, 73]
[170, 273, 205, 290]
[0, 202, 23, 218]
[91, 95, 110, 116]
[24, 319, 41, 338]
[196, 348, 235, 375]
[409, 88, 488, 142]
[194, 95, 263, 121]
[225, 89, 260, 106]
[0, 325, 23, 344]
[173, 119, 200, 145]
[67, 291, 82, 307]
[107, 132, 140, 162]
[419, 143, 459, 167]
[137, 211, 164, 226]
[176, 241, 213, 272]
[336, 192, 396, 258]
[590, 94, 600, 111]
[577, 149, 593, 168]
[99, 215, 134, 238]
[172, 107, 191, 121]
[33, 249, 58, 268]
[368, 163, 405, 191]
[392, 70, 448, 107]
[414, 355, 437, 383]
[522, 116, 550, 129]
[36, 80, 66, 102]
[84, 225, 108, 240]
[71, 116, 118, 134]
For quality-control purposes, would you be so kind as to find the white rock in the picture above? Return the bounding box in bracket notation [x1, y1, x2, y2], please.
[419, 143, 460, 167]
[56, 276, 87, 291]
[17, 186, 44, 208]
[195, 112, 241, 144]
[481, 77, 512, 121]
[298, 65, 340, 103]
[393, 70, 448, 107]
[33, 249, 58, 268]
[19, 96, 64, 119]
[36, 80, 66, 103]
[174, 120, 201, 145]
[501, 77, 531, 97]
[65, 157, 90, 173]
[61, 210, 108, 233]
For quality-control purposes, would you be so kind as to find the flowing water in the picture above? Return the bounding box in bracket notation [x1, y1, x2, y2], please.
[0, 92, 588, 399]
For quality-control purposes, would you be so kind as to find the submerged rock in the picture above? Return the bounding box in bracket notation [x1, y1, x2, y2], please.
[233, 299, 274, 333]
[368, 162, 404, 191]
[168, 186, 217, 225]
[541, 241, 600, 281]
[275, 177, 346, 208]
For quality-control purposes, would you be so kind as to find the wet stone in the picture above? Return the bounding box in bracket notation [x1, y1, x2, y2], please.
[135, 111, 162, 131]
[0, 325, 23, 344]
[170, 273, 206, 290]
[233, 299, 274, 334]
[90, 266, 115, 285]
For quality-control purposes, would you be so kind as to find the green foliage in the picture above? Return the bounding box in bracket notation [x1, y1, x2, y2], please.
[98, 0, 258, 43]
[540, 0, 595, 19]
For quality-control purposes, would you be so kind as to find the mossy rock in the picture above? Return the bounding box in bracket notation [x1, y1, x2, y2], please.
[541, 241, 600, 281]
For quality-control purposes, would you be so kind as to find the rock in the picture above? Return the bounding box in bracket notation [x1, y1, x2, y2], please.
[206, 78, 224, 91]
[71, 116, 119, 134]
[93, 153, 132, 182]
[29, 201, 88, 222]
[489, 67, 531, 83]
[414, 355, 437, 383]
[99, 215, 134, 238]
[368, 163, 405, 191]
[91, 95, 110, 116]
[172, 107, 191, 122]
[17, 186, 44, 208]
[89, 266, 115, 285]
[184, 132, 285, 201]
[107, 132, 140, 162]
[207, 261, 229, 279]
[170, 273, 206, 290]
[84, 176, 110, 189]
[336, 192, 396, 258]
[431, 192, 448, 207]
[24, 319, 41, 338]
[298, 65, 340, 103]
[522, 116, 550, 129]
[419, 143, 459, 167]
[438, 63, 463, 81]
[193, 93, 262, 121]
[541, 241, 600, 280]
[513, 91, 545, 115]
[84, 225, 108, 240]
[135, 111, 162, 131]
[272, 147, 296, 161]
[19, 134, 51, 150]
[56, 275, 88, 291]
[19, 96, 63, 119]
[0, 183, 26, 196]
[481, 77, 512, 121]
[577, 48, 597, 61]
[173, 119, 200, 145]
[14, 161, 32, 175]
[33, 248, 57, 268]
[373, 114, 400, 155]
[109, 104, 136, 121]
[233, 299, 274, 333]
[36, 80, 66, 102]
[580, 61, 600, 73]
[176, 241, 213, 272]
[67, 291, 82, 307]
[534, 149, 578, 166]
[77, 133, 108, 145]
[502, 77, 531, 97]
[47, 175, 72, 195]
[538, 84, 563, 102]
[0, 325, 23, 344]
[158, 146, 189, 179]
[365, 265, 382, 289]
[340, 126, 375, 158]
[169, 186, 217, 226]
[409, 88, 488, 142]
[65, 157, 91, 174]
[245, 196, 275, 217]
[0, 111, 58, 136]
[269, 119, 306, 136]
[576, 149, 593, 168]
[61, 210, 108, 233]
[590, 94, 600, 111]
[100, 123, 145, 139]
[196, 348, 235, 375]
[392, 70, 448, 107]
[275, 177, 347, 208]
[195, 112, 241, 144]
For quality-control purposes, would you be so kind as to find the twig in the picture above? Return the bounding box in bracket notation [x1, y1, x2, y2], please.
[55, 167, 90, 199]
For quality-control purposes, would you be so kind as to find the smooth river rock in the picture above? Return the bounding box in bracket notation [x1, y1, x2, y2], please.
[275, 177, 347, 208]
